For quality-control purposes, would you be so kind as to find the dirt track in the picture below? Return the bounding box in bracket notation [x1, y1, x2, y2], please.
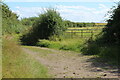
[22, 46, 119, 78]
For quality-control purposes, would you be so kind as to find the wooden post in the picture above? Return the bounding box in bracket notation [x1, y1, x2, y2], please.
[81, 30, 83, 38]
[91, 30, 93, 38]
[71, 30, 72, 38]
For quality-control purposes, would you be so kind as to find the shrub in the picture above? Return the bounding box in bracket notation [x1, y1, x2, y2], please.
[37, 40, 62, 49]
[81, 42, 100, 55]
[36, 39, 85, 52]
[99, 46, 119, 60]
[1, 2, 26, 34]
[37, 40, 51, 47]
[20, 8, 66, 45]
[103, 3, 120, 45]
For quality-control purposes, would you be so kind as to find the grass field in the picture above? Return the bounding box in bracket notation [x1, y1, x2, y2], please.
[37, 38, 87, 52]
[37, 27, 104, 52]
[0, 37, 1, 79]
[2, 38, 50, 78]
[63, 26, 104, 39]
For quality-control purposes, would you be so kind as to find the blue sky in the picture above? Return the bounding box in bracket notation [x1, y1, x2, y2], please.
[4, 0, 119, 22]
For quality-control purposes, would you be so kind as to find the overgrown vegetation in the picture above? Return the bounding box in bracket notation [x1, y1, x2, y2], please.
[36, 38, 87, 53]
[2, 3, 50, 78]
[20, 8, 66, 45]
[2, 1, 120, 78]
[21, 17, 39, 27]
[1, 2, 27, 34]
[34, 3, 120, 65]
[81, 3, 120, 64]
[102, 3, 120, 45]
[3, 38, 50, 78]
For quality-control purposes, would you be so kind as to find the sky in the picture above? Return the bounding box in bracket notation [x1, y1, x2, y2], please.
[4, 0, 119, 23]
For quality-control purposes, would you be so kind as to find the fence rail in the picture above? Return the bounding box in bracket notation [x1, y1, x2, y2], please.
[65, 27, 104, 38]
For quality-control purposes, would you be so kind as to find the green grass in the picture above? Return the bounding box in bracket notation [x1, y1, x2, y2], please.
[36, 27, 101, 53]
[23, 46, 53, 53]
[0, 37, 1, 79]
[99, 45, 119, 64]
[63, 32, 101, 39]
[23, 46, 56, 57]
[65, 27, 103, 38]
[3, 38, 51, 78]
[37, 38, 87, 52]
[81, 37, 119, 65]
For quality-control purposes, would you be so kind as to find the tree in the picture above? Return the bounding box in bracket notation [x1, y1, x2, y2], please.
[1, 2, 26, 34]
[21, 17, 39, 26]
[20, 8, 66, 45]
[103, 3, 120, 45]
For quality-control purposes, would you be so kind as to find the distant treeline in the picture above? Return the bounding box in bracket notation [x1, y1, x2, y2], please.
[21, 17, 107, 28]
[64, 20, 107, 27]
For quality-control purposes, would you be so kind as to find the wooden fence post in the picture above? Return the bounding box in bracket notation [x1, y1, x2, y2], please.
[81, 30, 83, 38]
[91, 30, 93, 38]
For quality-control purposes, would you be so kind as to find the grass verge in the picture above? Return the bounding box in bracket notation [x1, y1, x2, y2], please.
[2, 38, 50, 78]
[36, 38, 87, 52]
[23, 46, 56, 57]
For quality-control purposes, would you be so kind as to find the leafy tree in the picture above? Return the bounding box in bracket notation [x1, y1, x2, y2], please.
[103, 3, 120, 45]
[21, 17, 39, 26]
[2, 2, 17, 34]
[1, 2, 20, 34]
[1, 2, 26, 34]
[20, 8, 66, 45]
[81, 3, 120, 62]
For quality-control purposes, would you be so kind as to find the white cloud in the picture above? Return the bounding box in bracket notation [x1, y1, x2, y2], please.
[15, 6, 20, 9]
[5, 0, 119, 2]
[12, 4, 110, 22]
[13, 7, 45, 19]
[55, 5, 110, 22]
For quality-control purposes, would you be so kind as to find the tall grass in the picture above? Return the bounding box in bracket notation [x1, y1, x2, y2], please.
[36, 38, 87, 52]
[81, 36, 119, 65]
[3, 38, 50, 78]
[36, 27, 100, 52]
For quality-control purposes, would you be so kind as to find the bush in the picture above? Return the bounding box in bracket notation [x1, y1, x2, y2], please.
[103, 3, 120, 45]
[36, 39, 85, 52]
[37, 40, 62, 49]
[81, 3, 120, 64]
[37, 40, 51, 47]
[1, 2, 26, 34]
[81, 35, 119, 64]
[99, 46, 119, 60]
[59, 43, 82, 51]
[20, 8, 66, 45]
[81, 43, 100, 55]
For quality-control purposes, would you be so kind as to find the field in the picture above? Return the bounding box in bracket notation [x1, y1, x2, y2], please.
[36, 26, 105, 52]
[64, 26, 104, 38]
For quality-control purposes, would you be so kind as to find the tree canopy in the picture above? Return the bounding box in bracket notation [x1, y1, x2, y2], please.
[20, 8, 66, 45]
[1, 2, 27, 34]
[2, 2, 18, 34]
[103, 3, 120, 45]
